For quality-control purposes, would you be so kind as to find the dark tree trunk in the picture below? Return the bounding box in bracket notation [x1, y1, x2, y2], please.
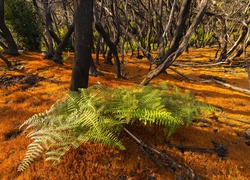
[0, 38, 7, 50]
[0, 0, 18, 55]
[214, 17, 250, 62]
[228, 40, 250, 61]
[53, 24, 74, 64]
[49, 30, 61, 45]
[214, 16, 228, 62]
[157, 0, 192, 65]
[0, 53, 13, 69]
[105, 50, 113, 65]
[89, 57, 100, 77]
[156, 0, 164, 58]
[70, 0, 93, 91]
[95, 22, 121, 78]
[43, 1, 54, 59]
[95, 34, 102, 65]
[141, 0, 208, 85]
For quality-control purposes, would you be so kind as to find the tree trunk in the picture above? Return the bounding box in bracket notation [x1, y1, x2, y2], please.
[227, 40, 250, 61]
[157, 0, 192, 65]
[214, 16, 228, 62]
[216, 17, 250, 62]
[140, 0, 208, 85]
[156, 0, 164, 58]
[0, 53, 13, 69]
[95, 22, 121, 78]
[53, 24, 74, 64]
[43, 1, 54, 59]
[70, 0, 93, 91]
[0, 0, 18, 55]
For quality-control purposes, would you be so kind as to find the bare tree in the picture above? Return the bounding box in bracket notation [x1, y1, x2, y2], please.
[70, 0, 93, 91]
[141, 0, 208, 85]
[53, 23, 74, 64]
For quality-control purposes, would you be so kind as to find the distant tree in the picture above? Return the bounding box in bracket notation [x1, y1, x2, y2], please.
[32, 0, 74, 58]
[0, 0, 18, 55]
[53, 23, 74, 64]
[70, 0, 93, 91]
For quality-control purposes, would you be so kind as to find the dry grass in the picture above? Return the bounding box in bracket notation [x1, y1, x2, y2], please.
[0, 48, 249, 180]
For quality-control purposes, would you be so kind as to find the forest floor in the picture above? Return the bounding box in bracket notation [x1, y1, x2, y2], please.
[0, 48, 249, 180]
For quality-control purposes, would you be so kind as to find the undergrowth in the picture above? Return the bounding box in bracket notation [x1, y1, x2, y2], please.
[18, 82, 218, 172]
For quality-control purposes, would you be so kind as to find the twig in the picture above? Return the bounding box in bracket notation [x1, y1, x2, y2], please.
[211, 79, 250, 96]
[124, 127, 202, 179]
[219, 112, 250, 125]
[172, 61, 228, 67]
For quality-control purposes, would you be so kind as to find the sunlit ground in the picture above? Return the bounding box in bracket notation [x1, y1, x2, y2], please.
[0, 48, 249, 179]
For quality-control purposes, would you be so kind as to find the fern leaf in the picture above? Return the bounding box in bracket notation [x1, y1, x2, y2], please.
[18, 83, 218, 172]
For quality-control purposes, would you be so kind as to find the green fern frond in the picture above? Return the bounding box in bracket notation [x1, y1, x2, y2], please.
[18, 82, 218, 172]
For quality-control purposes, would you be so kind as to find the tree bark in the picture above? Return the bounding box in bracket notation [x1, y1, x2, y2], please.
[53, 24, 74, 64]
[214, 16, 228, 62]
[70, 0, 93, 91]
[140, 0, 208, 85]
[0, 53, 13, 69]
[43, 1, 54, 59]
[95, 22, 121, 78]
[0, 0, 18, 55]
[157, 0, 192, 65]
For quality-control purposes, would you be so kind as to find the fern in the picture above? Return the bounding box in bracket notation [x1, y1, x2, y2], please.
[18, 82, 218, 172]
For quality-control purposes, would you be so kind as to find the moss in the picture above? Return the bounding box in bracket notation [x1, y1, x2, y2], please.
[0, 49, 249, 179]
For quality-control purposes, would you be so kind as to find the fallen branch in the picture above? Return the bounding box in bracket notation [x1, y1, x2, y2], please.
[169, 67, 250, 96]
[172, 61, 228, 68]
[124, 127, 202, 179]
[219, 112, 250, 125]
[165, 140, 228, 158]
[211, 79, 250, 96]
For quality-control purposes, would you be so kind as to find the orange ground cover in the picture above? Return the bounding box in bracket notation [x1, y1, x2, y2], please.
[0, 48, 249, 179]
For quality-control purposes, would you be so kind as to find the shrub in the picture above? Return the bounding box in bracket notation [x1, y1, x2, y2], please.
[5, 0, 43, 51]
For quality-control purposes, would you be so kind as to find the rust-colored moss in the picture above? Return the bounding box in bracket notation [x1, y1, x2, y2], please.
[0, 49, 249, 179]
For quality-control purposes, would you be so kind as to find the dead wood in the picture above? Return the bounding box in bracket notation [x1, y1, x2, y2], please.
[165, 140, 228, 158]
[169, 67, 250, 96]
[140, 0, 208, 85]
[211, 79, 250, 96]
[169, 68, 250, 126]
[124, 127, 202, 179]
[172, 61, 228, 68]
[219, 113, 250, 125]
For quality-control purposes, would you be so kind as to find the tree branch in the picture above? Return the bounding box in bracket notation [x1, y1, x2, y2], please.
[124, 127, 202, 179]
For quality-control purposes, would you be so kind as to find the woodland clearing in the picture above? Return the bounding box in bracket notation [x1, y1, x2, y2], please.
[0, 48, 249, 180]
